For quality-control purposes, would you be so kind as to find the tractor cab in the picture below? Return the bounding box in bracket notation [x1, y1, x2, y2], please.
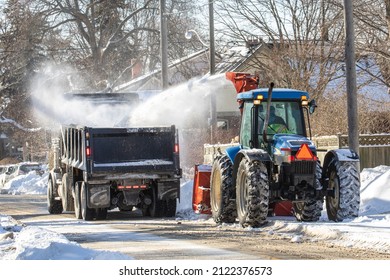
[237, 88, 316, 160]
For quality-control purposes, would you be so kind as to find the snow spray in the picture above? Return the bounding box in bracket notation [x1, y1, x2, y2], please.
[30, 63, 138, 129]
[128, 73, 232, 129]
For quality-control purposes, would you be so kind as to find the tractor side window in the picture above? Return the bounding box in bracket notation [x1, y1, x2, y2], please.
[240, 102, 252, 148]
[287, 102, 304, 134]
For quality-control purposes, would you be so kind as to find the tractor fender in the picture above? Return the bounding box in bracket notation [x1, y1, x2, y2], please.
[232, 149, 271, 187]
[322, 148, 359, 177]
[225, 145, 242, 163]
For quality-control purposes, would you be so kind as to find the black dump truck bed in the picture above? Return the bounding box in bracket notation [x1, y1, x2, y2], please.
[60, 125, 181, 179]
[48, 124, 181, 220]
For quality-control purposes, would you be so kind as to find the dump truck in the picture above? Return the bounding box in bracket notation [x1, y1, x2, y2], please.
[205, 72, 360, 227]
[47, 93, 181, 221]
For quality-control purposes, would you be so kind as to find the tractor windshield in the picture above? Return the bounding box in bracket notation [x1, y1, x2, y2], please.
[258, 101, 305, 137]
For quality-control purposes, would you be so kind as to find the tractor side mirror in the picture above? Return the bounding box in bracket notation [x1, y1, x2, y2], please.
[309, 99, 317, 114]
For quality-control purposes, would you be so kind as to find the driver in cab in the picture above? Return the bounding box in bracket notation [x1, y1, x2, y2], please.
[268, 106, 289, 134]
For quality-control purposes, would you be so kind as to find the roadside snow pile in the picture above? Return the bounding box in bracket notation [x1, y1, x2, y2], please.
[1, 172, 48, 195]
[0, 213, 132, 260]
[360, 165, 390, 215]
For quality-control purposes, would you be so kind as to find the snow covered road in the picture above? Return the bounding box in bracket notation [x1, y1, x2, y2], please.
[1, 165, 390, 260]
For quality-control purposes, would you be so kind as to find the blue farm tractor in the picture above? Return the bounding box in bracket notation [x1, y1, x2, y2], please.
[210, 73, 360, 227]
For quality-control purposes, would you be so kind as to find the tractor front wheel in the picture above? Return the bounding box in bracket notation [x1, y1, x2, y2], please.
[325, 159, 360, 221]
[236, 159, 269, 227]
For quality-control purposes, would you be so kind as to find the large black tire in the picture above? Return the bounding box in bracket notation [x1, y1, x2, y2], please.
[165, 198, 177, 217]
[141, 191, 152, 217]
[61, 173, 75, 212]
[236, 158, 269, 227]
[149, 186, 166, 218]
[141, 205, 151, 217]
[73, 182, 82, 219]
[95, 208, 108, 220]
[80, 181, 94, 221]
[210, 155, 237, 224]
[47, 178, 63, 214]
[326, 160, 360, 221]
[293, 161, 324, 222]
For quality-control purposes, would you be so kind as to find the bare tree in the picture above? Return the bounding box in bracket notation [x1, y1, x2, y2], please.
[215, 0, 347, 102]
[29, 0, 204, 90]
[350, 0, 390, 88]
[0, 0, 50, 127]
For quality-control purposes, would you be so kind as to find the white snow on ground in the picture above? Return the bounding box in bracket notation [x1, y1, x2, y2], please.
[0, 172, 49, 195]
[1, 165, 390, 259]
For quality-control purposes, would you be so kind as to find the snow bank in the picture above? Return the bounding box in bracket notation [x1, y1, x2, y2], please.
[360, 165, 390, 215]
[1, 172, 48, 195]
[0, 214, 132, 260]
[4, 226, 132, 260]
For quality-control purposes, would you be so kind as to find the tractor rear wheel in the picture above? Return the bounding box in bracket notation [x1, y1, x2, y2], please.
[236, 159, 269, 227]
[293, 161, 324, 222]
[210, 155, 237, 224]
[326, 159, 360, 221]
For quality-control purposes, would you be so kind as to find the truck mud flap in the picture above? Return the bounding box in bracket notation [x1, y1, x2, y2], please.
[87, 184, 110, 208]
[157, 180, 180, 200]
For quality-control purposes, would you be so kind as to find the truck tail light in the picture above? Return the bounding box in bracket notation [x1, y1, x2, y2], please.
[86, 147, 91, 157]
[174, 128, 180, 154]
[118, 185, 147, 190]
[174, 144, 179, 153]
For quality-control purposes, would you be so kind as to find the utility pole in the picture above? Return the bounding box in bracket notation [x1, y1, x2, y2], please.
[209, 0, 217, 143]
[343, 0, 359, 157]
[160, 0, 168, 90]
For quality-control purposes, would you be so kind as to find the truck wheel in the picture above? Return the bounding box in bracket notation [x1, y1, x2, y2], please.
[73, 182, 82, 219]
[47, 178, 63, 214]
[293, 161, 324, 222]
[165, 199, 177, 217]
[150, 186, 166, 218]
[62, 173, 75, 212]
[95, 208, 108, 220]
[236, 159, 269, 227]
[80, 182, 94, 221]
[326, 159, 360, 221]
[141, 205, 151, 217]
[140, 190, 151, 216]
[210, 155, 237, 224]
